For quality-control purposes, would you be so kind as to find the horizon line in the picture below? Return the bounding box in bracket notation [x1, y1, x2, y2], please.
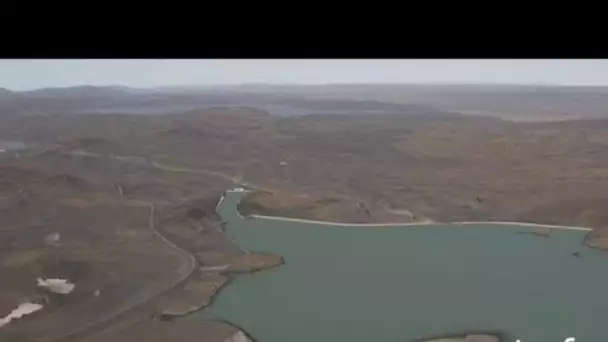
[4, 82, 608, 92]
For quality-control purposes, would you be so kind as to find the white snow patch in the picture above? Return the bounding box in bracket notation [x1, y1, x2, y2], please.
[44, 232, 61, 246]
[0, 302, 43, 328]
[37, 278, 75, 294]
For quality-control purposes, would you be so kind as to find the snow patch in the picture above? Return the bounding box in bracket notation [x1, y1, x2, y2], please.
[44, 232, 61, 246]
[37, 278, 75, 294]
[0, 302, 43, 328]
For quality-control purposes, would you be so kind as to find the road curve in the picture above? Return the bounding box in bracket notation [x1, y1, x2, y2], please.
[57, 149, 241, 185]
[49, 203, 197, 342]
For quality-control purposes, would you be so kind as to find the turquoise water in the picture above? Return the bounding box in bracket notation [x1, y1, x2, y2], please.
[202, 191, 608, 342]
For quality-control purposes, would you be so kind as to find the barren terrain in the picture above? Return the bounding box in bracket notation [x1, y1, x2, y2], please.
[2, 84, 608, 341]
[0, 135, 280, 342]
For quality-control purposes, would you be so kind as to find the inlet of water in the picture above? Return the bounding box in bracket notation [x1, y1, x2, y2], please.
[199, 191, 608, 342]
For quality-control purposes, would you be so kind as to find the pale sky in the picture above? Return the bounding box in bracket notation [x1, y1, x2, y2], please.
[1, 59, 608, 90]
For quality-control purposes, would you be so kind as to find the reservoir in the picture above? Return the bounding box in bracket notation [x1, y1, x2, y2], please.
[202, 190, 608, 342]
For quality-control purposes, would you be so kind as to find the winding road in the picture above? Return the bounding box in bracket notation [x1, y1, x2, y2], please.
[44, 148, 254, 342]
[56, 149, 242, 185]
[49, 203, 197, 342]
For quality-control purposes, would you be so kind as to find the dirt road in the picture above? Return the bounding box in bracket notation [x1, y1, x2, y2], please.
[49, 203, 197, 342]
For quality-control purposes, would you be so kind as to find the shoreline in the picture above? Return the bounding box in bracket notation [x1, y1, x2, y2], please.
[246, 214, 593, 231]
[227, 190, 593, 232]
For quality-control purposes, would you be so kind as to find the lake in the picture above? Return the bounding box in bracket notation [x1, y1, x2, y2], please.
[201, 190, 608, 342]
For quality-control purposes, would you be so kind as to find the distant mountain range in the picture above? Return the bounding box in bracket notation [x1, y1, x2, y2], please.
[1, 84, 607, 121]
[0, 85, 451, 118]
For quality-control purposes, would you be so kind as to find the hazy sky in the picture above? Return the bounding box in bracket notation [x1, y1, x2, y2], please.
[1, 59, 608, 90]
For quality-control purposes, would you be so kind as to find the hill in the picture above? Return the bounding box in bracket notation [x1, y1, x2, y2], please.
[5, 83, 608, 121]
